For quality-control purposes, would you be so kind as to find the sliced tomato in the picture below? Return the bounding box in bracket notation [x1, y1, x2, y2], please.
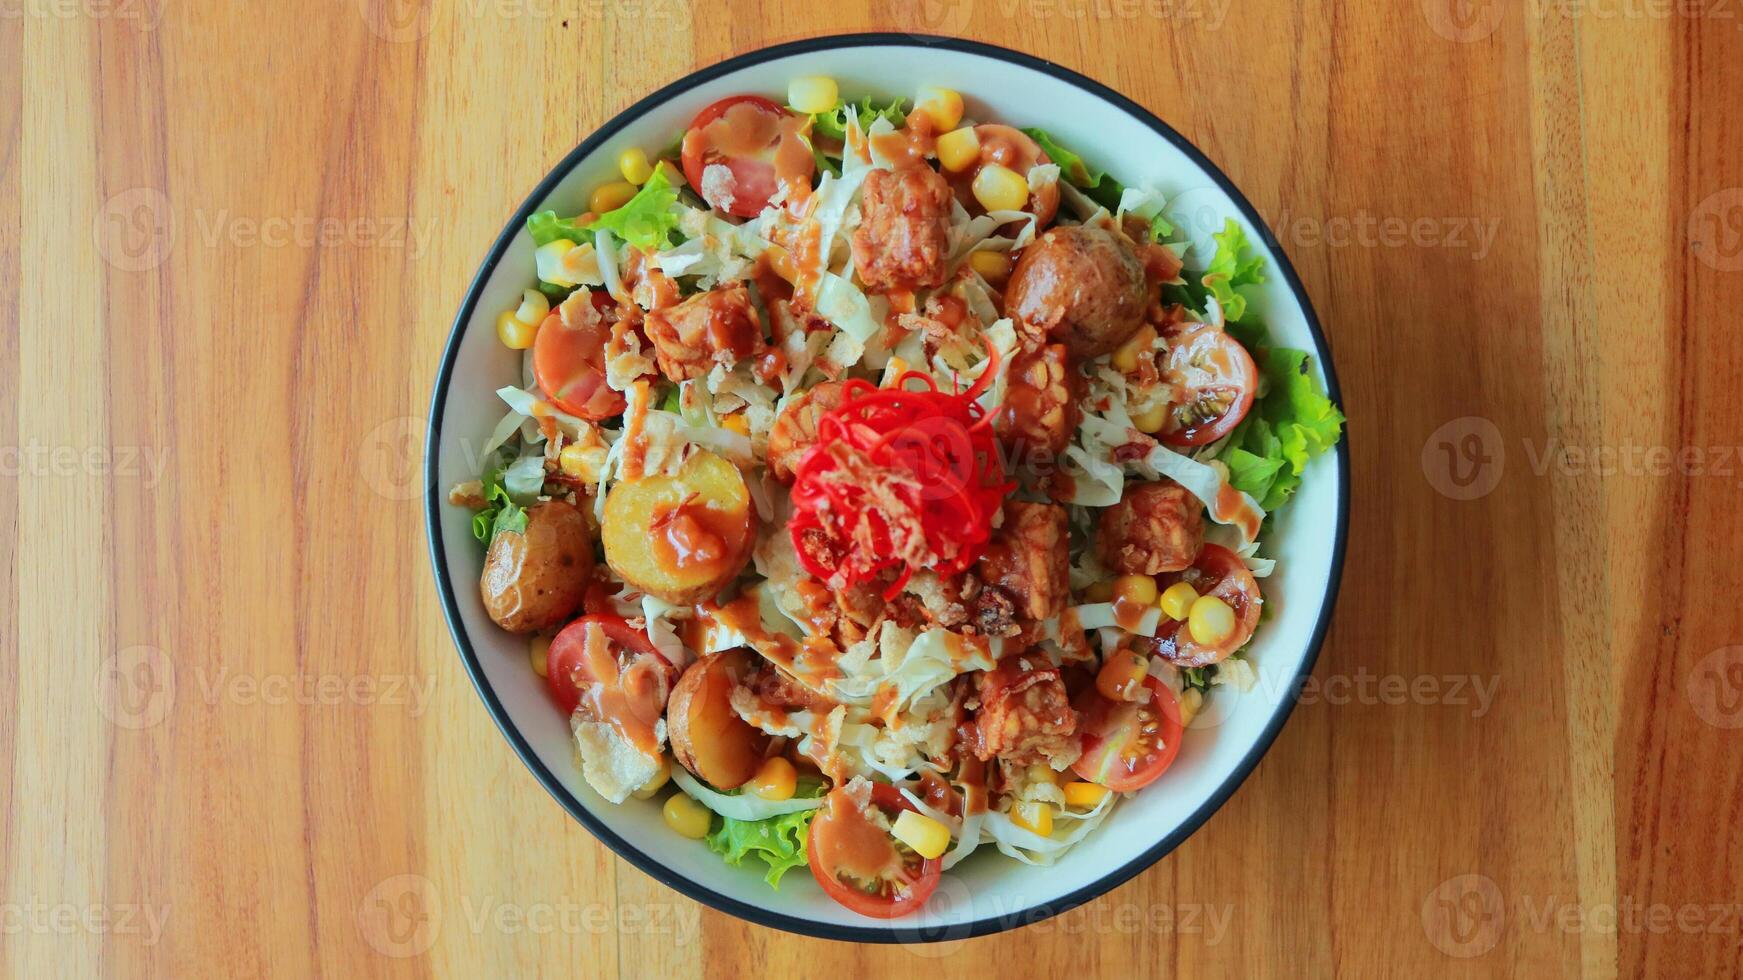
[1158, 325, 1258, 446]
[1072, 673, 1183, 793]
[545, 615, 675, 721]
[681, 95, 813, 217]
[532, 291, 626, 420]
[1148, 544, 1262, 667]
[807, 782, 942, 918]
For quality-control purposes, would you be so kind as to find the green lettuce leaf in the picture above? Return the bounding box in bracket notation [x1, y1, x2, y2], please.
[525, 166, 683, 254]
[584, 167, 682, 251]
[704, 779, 825, 889]
[1202, 218, 1266, 323]
[469, 451, 529, 543]
[1223, 348, 1344, 512]
[1020, 127, 1126, 212]
[810, 95, 907, 143]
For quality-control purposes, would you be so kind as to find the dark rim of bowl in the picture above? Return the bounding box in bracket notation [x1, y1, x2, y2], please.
[424, 31, 1350, 944]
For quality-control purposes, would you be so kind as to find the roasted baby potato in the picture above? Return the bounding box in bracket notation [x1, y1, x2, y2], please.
[480, 499, 596, 634]
[667, 649, 768, 789]
[602, 449, 755, 604]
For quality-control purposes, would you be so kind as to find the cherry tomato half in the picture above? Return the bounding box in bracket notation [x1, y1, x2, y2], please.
[1157, 325, 1258, 447]
[807, 782, 943, 919]
[680, 95, 813, 218]
[1072, 673, 1184, 793]
[532, 291, 626, 420]
[545, 615, 675, 723]
[1148, 544, 1262, 667]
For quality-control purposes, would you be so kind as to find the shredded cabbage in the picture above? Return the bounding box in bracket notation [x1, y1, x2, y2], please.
[670, 767, 825, 821]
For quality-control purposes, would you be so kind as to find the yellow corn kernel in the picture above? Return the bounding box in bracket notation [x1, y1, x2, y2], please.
[891, 809, 951, 860]
[559, 443, 608, 483]
[720, 413, 750, 437]
[529, 634, 551, 677]
[914, 86, 964, 130]
[1159, 582, 1200, 622]
[632, 755, 671, 800]
[747, 756, 797, 802]
[1111, 324, 1158, 373]
[935, 126, 981, 172]
[1131, 403, 1168, 434]
[788, 75, 839, 115]
[883, 357, 910, 386]
[1113, 573, 1159, 606]
[1026, 764, 1060, 787]
[514, 288, 550, 326]
[1011, 801, 1054, 838]
[662, 793, 712, 839]
[1188, 594, 1237, 647]
[972, 163, 1030, 213]
[618, 146, 654, 185]
[967, 249, 1011, 285]
[535, 239, 579, 287]
[1084, 579, 1115, 603]
[1178, 687, 1205, 728]
[497, 309, 539, 350]
[590, 181, 638, 214]
[1063, 781, 1110, 809]
[656, 159, 686, 187]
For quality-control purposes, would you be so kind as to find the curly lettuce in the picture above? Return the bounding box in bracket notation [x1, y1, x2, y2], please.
[1222, 348, 1344, 510]
[810, 95, 908, 143]
[703, 778, 826, 889]
[469, 453, 530, 542]
[1202, 218, 1266, 324]
[1021, 127, 1125, 212]
[527, 167, 683, 254]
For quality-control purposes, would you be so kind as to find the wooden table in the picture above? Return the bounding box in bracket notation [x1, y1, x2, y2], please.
[5, 2, 1738, 977]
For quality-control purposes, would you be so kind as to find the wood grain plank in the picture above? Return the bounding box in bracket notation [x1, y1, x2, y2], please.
[11, 3, 1743, 977]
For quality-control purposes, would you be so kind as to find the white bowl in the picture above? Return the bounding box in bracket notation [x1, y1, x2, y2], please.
[425, 33, 1349, 942]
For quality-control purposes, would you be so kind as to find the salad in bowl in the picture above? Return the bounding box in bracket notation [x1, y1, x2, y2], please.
[442, 59, 1343, 923]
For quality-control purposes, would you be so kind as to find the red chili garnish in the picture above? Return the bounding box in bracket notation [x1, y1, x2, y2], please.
[788, 343, 1014, 599]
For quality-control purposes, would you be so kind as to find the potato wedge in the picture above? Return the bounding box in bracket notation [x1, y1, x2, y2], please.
[480, 499, 595, 634]
[602, 449, 754, 605]
[667, 649, 768, 790]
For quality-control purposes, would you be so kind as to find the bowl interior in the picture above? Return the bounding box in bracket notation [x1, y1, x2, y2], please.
[428, 37, 1345, 940]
